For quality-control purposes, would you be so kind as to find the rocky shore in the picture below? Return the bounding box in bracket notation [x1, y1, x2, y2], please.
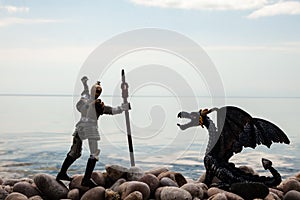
[1, 164, 300, 200]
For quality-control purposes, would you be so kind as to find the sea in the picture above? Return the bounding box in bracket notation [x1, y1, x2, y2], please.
[0, 95, 299, 180]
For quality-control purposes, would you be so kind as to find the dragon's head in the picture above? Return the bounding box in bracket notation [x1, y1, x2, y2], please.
[177, 108, 216, 130]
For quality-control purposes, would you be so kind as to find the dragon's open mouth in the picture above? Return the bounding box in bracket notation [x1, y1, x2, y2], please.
[177, 111, 200, 130]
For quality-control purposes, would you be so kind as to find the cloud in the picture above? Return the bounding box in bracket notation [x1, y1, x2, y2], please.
[0, 17, 64, 27]
[247, 1, 300, 18]
[0, 5, 29, 13]
[129, 0, 268, 10]
[129, 0, 300, 18]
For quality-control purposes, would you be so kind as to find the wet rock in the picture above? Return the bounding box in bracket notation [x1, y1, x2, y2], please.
[269, 188, 283, 199]
[105, 189, 120, 200]
[127, 167, 144, 181]
[109, 178, 126, 191]
[279, 178, 300, 193]
[180, 183, 204, 199]
[139, 173, 159, 194]
[33, 173, 68, 200]
[13, 181, 40, 197]
[0, 187, 9, 200]
[283, 190, 300, 200]
[67, 188, 80, 200]
[158, 171, 187, 187]
[230, 182, 269, 200]
[69, 175, 89, 192]
[4, 192, 28, 200]
[208, 193, 227, 200]
[208, 187, 243, 200]
[80, 186, 105, 200]
[117, 181, 150, 200]
[105, 165, 128, 182]
[160, 177, 178, 187]
[123, 191, 143, 200]
[28, 196, 43, 200]
[145, 167, 169, 177]
[160, 186, 192, 200]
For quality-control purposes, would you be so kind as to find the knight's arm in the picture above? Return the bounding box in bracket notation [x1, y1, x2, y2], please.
[81, 76, 90, 99]
[103, 103, 130, 115]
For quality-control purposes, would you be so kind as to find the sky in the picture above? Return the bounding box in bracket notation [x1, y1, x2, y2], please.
[0, 0, 300, 97]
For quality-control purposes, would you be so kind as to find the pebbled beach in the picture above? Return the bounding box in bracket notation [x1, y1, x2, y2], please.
[1, 164, 300, 200]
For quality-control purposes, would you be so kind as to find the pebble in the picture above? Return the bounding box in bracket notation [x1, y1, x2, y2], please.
[208, 193, 227, 200]
[33, 173, 68, 200]
[138, 173, 160, 194]
[283, 190, 300, 200]
[12, 181, 40, 198]
[180, 182, 204, 199]
[278, 178, 300, 193]
[4, 192, 28, 200]
[157, 171, 187, 187]
[127, 167, 144, 181]
[105, 164, 128, 182]
[145, 167, 169, 177]
[117, 181, 150, 200]
[123, 191, 143, 200]
[28, 195, 43, 200]
[67, 188, 80, 200]
[80, 186, 105, 200]
[208, 187, 243, 200]
[160, 177, 179, 187]
[160, 186, 192, 200]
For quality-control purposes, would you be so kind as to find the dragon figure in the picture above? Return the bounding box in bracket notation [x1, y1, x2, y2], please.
[177, 106, 290, 188]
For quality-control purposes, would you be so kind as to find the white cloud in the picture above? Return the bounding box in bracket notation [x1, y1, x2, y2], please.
[0, 5, 29, 13]
[247, 1, 300, 18]
[129, 0, 268, 10]
[0, 17, 64, 27]
[129, 0, 300, 18]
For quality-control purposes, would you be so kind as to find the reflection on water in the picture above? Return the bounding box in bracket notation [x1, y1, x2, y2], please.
[0, 96, 299, 180]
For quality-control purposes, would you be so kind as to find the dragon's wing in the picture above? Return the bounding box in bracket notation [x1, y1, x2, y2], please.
[216, 106, 290, 154]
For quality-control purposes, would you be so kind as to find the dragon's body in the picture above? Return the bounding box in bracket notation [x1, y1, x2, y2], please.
[177, 106, 290, 187]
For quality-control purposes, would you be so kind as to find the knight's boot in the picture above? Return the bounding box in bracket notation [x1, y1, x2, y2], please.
[81, 158, 98, 188]
[56, 155, 76, 181]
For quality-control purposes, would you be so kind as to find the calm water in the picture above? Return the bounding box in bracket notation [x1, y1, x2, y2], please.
[0, 96, 299, 180]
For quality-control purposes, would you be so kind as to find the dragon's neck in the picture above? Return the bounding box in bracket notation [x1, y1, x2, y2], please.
[205, 118, 219, 155]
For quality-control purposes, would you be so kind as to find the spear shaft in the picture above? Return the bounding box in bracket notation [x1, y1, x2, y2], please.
[121, 69, 135, 167]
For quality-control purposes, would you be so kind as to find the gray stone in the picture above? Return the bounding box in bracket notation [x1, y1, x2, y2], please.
[283, 190, 300, 200]
[33, 173, 68, 200]
[80, 186, 105, 200]
[160, 186, 192, 200]
[127, 167, 144, 181]
[105, 165, 128, 182]
[160, 177, 178, 187]
[13, 181, 40, 197]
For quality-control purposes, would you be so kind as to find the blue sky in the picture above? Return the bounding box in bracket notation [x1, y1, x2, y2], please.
[0, 0, 300, 97]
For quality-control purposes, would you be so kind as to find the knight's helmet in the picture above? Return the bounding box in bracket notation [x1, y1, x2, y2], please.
[91, 81, 102, 99]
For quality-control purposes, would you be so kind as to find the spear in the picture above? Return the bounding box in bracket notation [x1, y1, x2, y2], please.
[121, 69, 135, 167]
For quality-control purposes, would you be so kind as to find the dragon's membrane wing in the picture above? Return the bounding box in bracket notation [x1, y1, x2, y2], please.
[217, 106, 290, 153]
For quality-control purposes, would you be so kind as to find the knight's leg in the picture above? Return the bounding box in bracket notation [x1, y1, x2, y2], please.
[81, 139, 100, 188]
[57, 133, 82, 181]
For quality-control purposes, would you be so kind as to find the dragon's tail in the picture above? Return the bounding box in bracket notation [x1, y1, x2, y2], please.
[225, 158, 282, 187]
